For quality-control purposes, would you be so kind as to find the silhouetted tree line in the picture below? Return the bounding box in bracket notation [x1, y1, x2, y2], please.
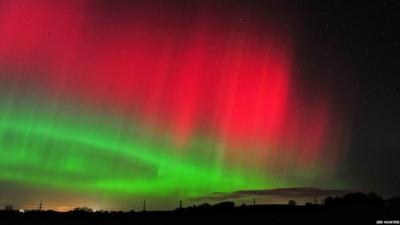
[1, 193, 400, 225]
[2, 192, 400, 213]
[324, 192, 400, 208]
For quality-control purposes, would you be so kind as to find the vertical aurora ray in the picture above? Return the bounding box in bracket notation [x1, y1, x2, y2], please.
[0, 1, 345, 209]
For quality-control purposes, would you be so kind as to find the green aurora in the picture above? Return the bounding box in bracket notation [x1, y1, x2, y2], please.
[0, 99, 287, 201]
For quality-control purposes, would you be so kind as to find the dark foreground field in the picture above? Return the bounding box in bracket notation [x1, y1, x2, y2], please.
[1, 205, 399, 225]
[1, 198, 400, 225]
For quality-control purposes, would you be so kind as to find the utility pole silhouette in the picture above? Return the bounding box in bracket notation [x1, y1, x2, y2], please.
[179, 200, 182, 209]
[253, 198, 256, 205]
[314, 196, 318, 204]
[38, 200, 43, 211]
[142, 200, 146, 212]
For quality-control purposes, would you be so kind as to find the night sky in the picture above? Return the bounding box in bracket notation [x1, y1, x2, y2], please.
[0, 0, 399, 211]
[294, 1, 400, 197]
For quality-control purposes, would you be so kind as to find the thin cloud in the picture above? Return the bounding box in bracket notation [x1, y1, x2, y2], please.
[193, 187, 359, 202]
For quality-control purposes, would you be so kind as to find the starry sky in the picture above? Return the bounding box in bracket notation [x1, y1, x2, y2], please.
[294, 1, 400, 197]
[0, 0, 399, 211]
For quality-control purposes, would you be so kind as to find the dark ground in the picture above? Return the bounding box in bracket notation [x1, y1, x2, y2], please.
[1, 193, 400, 225]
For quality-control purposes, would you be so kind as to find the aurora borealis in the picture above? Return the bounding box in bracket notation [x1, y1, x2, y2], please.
[4, 0, 399, 211]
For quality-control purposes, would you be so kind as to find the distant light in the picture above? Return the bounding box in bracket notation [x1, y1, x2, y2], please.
[19, 209, 25, 213]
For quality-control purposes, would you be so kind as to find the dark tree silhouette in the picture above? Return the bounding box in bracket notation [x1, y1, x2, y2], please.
[288, 200, 297, 206]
